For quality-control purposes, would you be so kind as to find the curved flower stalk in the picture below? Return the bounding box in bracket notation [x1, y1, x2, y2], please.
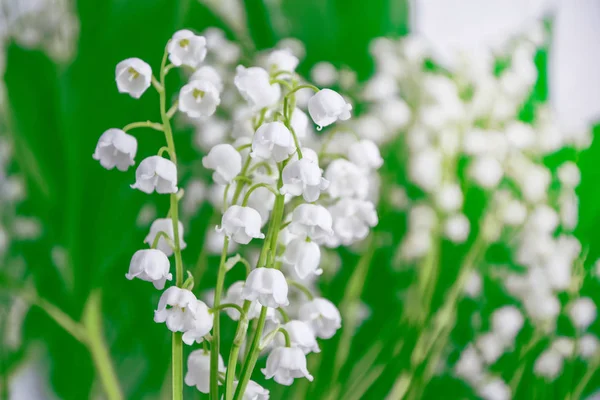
[94, 28, 382, 400]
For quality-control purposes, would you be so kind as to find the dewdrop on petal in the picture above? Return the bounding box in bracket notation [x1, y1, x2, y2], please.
[276, 320, 320, 354]
[190, 66, 223, 92]
[217, 206, 265, 245]
[125, 249, 172, 289]
[185, 350, 225, 393]
[289, 204, 334, 241]
[251, 122, 296, 162]
[202, 144, 242, 185]
[568, 297, 597, 330]
[282, 238, 322, 279]
[235, 66, 281, 110]
[347, 140, 383, 170]
[241, 268, 289, 308]
[131, 156, 178, 194]
[167, 29, 207, 68]
[261, 346, 313, 386]
[182, 300, 214, 345]
[178, 80, 221, 118]
[266, 49, 299, 72]
[298, 297, 341, 339]
[308, 89, 352, 128]
[115, 58, 152, 99]
[144, 218, 187, 257]
[281, 158, 329, 202]
[154, 286, 198, 332]
[93, 129, 137, 171]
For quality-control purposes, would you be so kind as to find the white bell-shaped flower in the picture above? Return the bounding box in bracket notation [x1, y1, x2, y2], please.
[289, 204, 334, 241]
[282, 238, 322, 279]
[184, 350, 225, 393]
[491, 306, 524, 344]
[299, 297, 341, 339]
[325, 159, 369, 199]
[154, 287, 198, 332]
[131, 156, 178, 194]
[241, 268, 289, 308]
[234, 66, 281, 110]
[115, 58, 152, 99]
[93, 129, 137, 171]
[568, 297, 597, 330]
[328, 199, 378, 246]
[347, 140, 383, 170]
[251, 122, 295, 162]
[224, 281, 261, 320]
[232, 380, 269, 400]
[291, 108, 309, 138]
[266, 49, 299, 72]
[534, 349, 563, 380]
[168, 30, 207, 68]
[308, 89, 352, 128]
[276, 320, 320, 354]
[261, 346, 313, 386]
[190, 65, 223, 92]
[125, 249, 172, 289]
[182, 300, 213, 345]
[444, 214, 470, 243]
[217, 205, 265, 245]
[179, 80, 221, 118]
[144, 218, 187, 257]
[202, 144, 242, 185]
[435, 183, 463, 213]
[280, 158, 329, 202]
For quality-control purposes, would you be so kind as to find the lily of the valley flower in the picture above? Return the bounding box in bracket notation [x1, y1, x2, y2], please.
[266, 49, 299, 72]
[299, 297, 342, 339]
[202, 144, 242, 185]
[234, 66, 281, 110]
[182, 300, 214, 345]
[241, 268, 289, 308]
[232, 380, 270, 400]
[131, 156, 178, 194]
[154, 286, 198, 332]
[347, 139, 383, 170]
[115, 58, 152, 99]
[125, 249, 172, 289]
[190, 65, 223, 92]
[185, 350, 225, 393]
[93, 129, 137, 171]
[261, 346, 313, 386]
[179, 80, 221, 118]
[325, 159, 370, 199]
[276, 320, 320, 354]
[144, 218, 187, 257]
[282, 238, 322, 279]
[217, 205, 265, 245]
[308, 89, 352, 128]
[280, 158, 329, 202]
[251, 122, 296, 162]
[168, 29, 207, 68]
[289, 204, 334, 241]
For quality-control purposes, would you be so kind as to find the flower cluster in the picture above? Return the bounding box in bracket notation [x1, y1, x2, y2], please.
[94, 28, 380, 399]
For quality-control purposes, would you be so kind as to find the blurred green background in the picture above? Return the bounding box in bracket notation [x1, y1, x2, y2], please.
[2, 0, 600, 399]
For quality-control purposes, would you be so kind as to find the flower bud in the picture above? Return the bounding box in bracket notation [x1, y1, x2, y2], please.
[115, 58, 152, 99]
[131, 156, 178, 194]
[251, 122, 295, 162]
[93, 129, 137, 171]
[308, 89, 352, 128]
[261, 346, 313, 386]
[217, 205, 265, 245]
[125, 249, 172, 289]
[179, 80, 221, 118]
[168, 30, 207, 68]
[202, 144, 242, 185]
[242, 268, 289, 308]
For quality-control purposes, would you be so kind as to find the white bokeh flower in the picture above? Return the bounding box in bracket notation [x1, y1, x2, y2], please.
[298, 297, 341, 339]
[568, 297, 597, 330]
[276, 320, 320, 354]
[125, 249, 172, 289]
[202, 144, 242, 185]
[185, 350, 225, 393]
[282, 238, 322, 279]
[280, 158, 329, 202]
[235, 66, 281, 110]
[93, 129, 137, 171]
[289, 204, 334, 241]
[325, 159, 369, 199]
[291, 108, 309, 138]
[131, 156, 178, 194]
[328, 198, 378, 246]
[241, 268, 289, 308]
[251, 122, 295, 162]
[190, 66, 223, 92]
[261, 346, 313, 386]
[115, 58, 152, 99]
[267, 49, 299, 72]
[308, 89, 352, 128]
[347, 140, 383, 170]
[534, 349, 563, 380]
[168, 29, 207, 68]
[144, 218, 187, 257]
[491, 306, 524, 344]
[179, 80, 221, 118]
[217, 205, 265, 245]
[443, 214, 470, 243]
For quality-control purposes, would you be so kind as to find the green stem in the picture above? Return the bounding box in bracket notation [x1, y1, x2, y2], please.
[233, 307, 268, 400]
[210, 236, 230, 400]
[241, 183, 279, 206]
[122, 120, 164, 133]
[212, 302, 245, 316]
[225, 301, 252, 400]
[278, 327, 292, 347]
[287, 280, 314, 300]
